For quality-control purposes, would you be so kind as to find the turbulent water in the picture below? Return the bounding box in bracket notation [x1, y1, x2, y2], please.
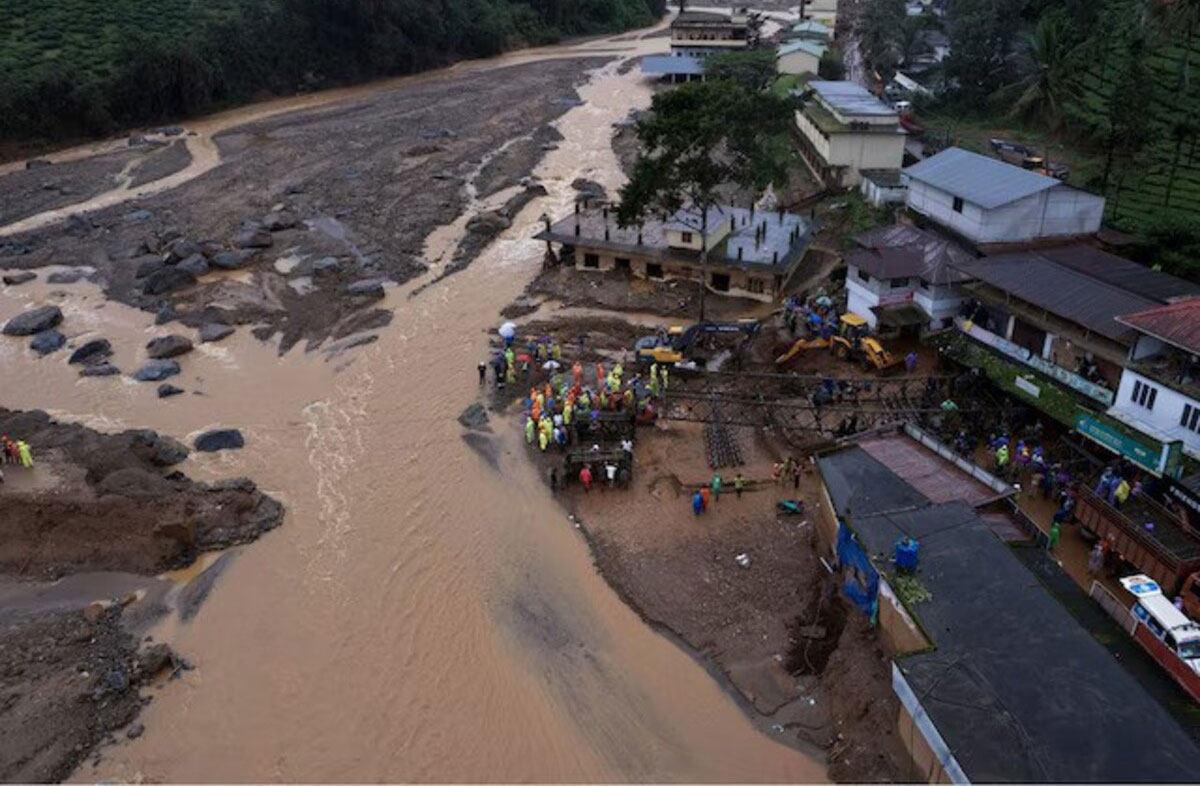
[1, 20, 823, 783]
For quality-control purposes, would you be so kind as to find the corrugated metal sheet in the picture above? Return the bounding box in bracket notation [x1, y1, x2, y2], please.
[1038, 245, 1200, 304]
[903, 147, 1058, 209]
[808, 80, 897, 117]
[641, 54, 705, 76]
[777, 39, 826, 58]
[1116, 298, 1200, 354]
[852, 224, 973, 284]
[954, 253, 1158, 342]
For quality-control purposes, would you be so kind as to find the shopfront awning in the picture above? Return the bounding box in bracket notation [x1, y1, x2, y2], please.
[872, 302, 927, 328]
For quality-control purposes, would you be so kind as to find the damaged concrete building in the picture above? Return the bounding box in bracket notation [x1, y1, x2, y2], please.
[535, 204, 815, 302]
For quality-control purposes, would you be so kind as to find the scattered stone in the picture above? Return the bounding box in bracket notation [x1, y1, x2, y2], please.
[83, 602, 107, 623]
[571, 178, 607, 200]
[194, 428, 245, 452]
[123, 209, 153, 223]
[404, 143, 444, 156]
[80, 363, 120, 377]
[146, 334, 194, 359]
[261, 211, 297, 231]
[30, 329, 66, 355]
[133, 359, 181, 382]
[346, 279, 385, 299]
[466, 210, 512, 236]
[551, 96, 585, 107]
[200, 240, 224, 258]
[524, 182, 549, 197]
[210, 250, 255, 270]
[232, 229, 273, 249]
[129, 429, 189, 466]
[165, 238, 202, 264]
[312, 257, 341, 277]
[135, 258, 165, 279]
[420, 127, 457, 139]
[142, 267, 196, 296]
[46, 268, 90, 284]
[157, 384, 185, 398]
[126, 723, 145, 740]
[3, 305, 63, 336]
[68, 338, 113, 365]
[457, 403, 491, 432]
[155, 126, 184, 136]
[155, 304, 179, 325]
[541, 143, 559, 151]
[198, 323, 235, 343]
[25, 158, 52, 169]
[3, 271, 36, 286]
[288, 276, 314, 296]
[251, 325, 274, 342]
[177, 254, 210, 277]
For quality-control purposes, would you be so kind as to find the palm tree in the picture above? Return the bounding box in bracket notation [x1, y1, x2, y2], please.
[995, 14, 1069, 127]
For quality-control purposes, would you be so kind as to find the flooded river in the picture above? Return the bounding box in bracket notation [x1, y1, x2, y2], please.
[1, 18, 823, 783]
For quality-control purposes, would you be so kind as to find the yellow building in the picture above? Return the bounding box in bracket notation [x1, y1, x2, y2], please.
[793, 80, 906, 188]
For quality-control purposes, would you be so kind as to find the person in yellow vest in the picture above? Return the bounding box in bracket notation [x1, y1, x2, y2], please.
[525, 417, 535, 445]
[17, 440, 32, 469]
[661, 365, 669, 391]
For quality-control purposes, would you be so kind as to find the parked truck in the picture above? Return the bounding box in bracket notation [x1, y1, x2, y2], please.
[1076, 486, 1200, 620]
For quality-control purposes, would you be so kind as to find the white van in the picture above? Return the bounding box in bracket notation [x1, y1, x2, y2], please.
[1120, 575, 1200, 674]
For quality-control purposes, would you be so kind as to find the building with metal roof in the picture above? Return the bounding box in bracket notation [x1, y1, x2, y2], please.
[776, 39, 826, 75]
[904, 147, 1106, 246]
[793, 81, 905, 188]
[845, 223, 975, 332]
[640, 53, 706, 81]
[1110, 298, 1200, 460]
[815, 442, 1200, 783]
[787, 19, 831, 41]
[1040, 245, 1200, 304]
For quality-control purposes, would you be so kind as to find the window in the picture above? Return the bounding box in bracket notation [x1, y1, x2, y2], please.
[681, 231, 694, 244]
[1132, 379, 1158, 411]
[583, 253, 600, 269]
[646, 263, 664, 279]
[918, 278, 932, 291]
[1182, 403, 1200, 433]
[890, 277, 910, 289]
[748, 278, 765, 294]
[952, 196, 964, 213]
[857, 268, 871, 283]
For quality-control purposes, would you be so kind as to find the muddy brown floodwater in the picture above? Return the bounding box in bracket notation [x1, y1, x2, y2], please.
[0, 21, 825, 784]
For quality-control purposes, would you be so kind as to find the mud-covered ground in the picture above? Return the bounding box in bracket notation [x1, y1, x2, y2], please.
[0, 407, 283, 779]
[0, 59, 608, 353]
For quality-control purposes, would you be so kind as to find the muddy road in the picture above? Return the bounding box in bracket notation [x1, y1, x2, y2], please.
[0, 19, 825, 784]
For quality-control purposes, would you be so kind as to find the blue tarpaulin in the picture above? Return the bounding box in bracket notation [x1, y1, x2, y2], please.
[836, 521, 879, 616]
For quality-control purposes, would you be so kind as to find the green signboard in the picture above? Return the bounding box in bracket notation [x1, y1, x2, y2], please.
[1074, 414, 1162, 474]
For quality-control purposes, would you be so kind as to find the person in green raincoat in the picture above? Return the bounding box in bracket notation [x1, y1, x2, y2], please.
[525, 417, 535, 445]
[711, 472, 722, 501]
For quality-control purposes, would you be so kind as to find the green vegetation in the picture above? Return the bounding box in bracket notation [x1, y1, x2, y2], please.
[0, 0, 666, 146]
[899, 0, 1200, 281]
[703, 49, 778, 91]
[891, 574, 933, 605]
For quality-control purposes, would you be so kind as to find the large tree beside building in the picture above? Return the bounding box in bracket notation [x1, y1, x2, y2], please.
[616, 79, 796, 317]
[945, 0, 1025, 100]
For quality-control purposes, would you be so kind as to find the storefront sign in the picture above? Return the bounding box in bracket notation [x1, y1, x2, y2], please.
[1164, 474, 1200, 528]
[958, 318, 1115, 406]
[1074, 414, 1162, 474]
[1014, 376, 1041, 398]
[876, 290, 914, 307]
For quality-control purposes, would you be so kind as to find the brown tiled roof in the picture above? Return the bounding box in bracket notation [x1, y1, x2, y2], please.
[1116, 298, 1200, 354]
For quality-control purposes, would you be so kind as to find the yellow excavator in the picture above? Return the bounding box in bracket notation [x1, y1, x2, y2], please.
[829, 314, 903, 373]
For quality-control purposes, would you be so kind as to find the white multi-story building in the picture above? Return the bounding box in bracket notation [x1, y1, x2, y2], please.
[793, 80, 906, 188]
[903, 147, 1105, 247]
[1110, 299, 1200, 460]
[844, 223, 972, 333]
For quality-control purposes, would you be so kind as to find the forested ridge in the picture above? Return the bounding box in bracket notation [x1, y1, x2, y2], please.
[0, 0, 665, 148]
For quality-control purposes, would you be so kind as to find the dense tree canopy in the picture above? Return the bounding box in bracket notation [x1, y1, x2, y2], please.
[0, 0, 667, 146]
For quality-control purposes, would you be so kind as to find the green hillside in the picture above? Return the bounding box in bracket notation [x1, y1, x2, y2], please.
[1062, 0, 1200, 231]
[0, 0, 665, 147]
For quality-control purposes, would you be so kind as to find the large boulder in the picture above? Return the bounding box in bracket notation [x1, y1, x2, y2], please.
[3, 305, 63, 336]
[466, 210, 512, 236]
[135, 258, 165, 279]
[143, 267, 196, 296]
[232, 229, 273, 249]
[2, 271, 36, 286]
[133, 359, 181, 382]
[198, 323, 235, 343]
[210, 250, 255, 270]
[262, 211, 297, 232]
[128, 429, 189, 466]
[68, 338, 113, 365]
[146, 334, 193, 359]
[312, 257, 341, 277]
[165, 238, 202, 264]
[80, 363, 120, 377]
[194, 428, 245, 452]
[30, 329, 65, 355]
[46, 268, 90, 284]
[177, 254, 210, 277]
[346, 279, 385, 299]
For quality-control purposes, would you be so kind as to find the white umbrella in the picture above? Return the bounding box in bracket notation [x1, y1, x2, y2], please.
[498, 322, 517, 340]
[543, 360, 561, 370]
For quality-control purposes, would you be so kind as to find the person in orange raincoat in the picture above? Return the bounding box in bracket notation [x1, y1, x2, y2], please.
[572, 361, 583, 386]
